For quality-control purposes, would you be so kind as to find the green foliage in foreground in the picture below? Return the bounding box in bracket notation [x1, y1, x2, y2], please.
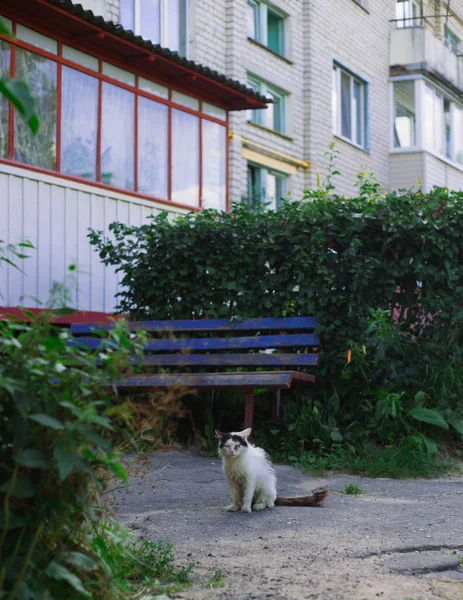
[0, 314, 191, 599]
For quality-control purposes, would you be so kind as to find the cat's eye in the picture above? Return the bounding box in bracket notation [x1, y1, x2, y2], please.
[234, 445, 239, 450]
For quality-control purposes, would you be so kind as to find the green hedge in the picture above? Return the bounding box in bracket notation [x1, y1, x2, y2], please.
[89, 180, 463, 450]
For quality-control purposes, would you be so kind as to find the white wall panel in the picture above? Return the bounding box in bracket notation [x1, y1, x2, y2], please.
[0, 165, 187, 313]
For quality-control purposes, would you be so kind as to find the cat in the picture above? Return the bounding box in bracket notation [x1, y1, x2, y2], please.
[215, 428, 329, 513]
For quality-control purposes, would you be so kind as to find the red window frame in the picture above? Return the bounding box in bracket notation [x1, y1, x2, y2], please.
[0, 19, 230, 212]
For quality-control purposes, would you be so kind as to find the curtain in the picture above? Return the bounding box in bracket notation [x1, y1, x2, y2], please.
[101, 82, 135, 190]
[61, 66, 98, 180]
[0, 41, 10, 158]
[14, 48, 57, 170]
[172, 109, 199, 206]
[340, 71, 351, 140]
[138, 96, 168, 198]
[202, 120, 226, 210]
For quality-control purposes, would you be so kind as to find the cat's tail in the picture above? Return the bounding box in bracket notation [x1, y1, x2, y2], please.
[275, 489, 330, 507]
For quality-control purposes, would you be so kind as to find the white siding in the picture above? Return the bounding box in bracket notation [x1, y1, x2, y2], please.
[390, 152, 425, 191]
[0, 164, 187, 312]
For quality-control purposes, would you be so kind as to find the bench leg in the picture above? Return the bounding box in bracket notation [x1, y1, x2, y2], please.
[244, 390, 254, 430]
[271, 390, 280, 421]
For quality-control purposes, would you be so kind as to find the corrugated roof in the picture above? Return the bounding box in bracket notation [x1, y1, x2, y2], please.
[43, 0, 270, 108]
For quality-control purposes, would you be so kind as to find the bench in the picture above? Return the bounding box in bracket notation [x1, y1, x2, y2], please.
[70, 317, 320, 429]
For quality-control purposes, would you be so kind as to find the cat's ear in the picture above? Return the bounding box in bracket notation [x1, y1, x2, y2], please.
[237, 428, 252, 439]
[215, 430, 225, 439]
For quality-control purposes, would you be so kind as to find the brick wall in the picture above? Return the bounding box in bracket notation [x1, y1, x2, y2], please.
[304, 0, 394, 197]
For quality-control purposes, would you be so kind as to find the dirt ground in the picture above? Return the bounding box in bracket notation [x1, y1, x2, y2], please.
[112, 450, 463, 600]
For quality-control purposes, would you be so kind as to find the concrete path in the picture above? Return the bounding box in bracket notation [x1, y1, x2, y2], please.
[112, 451, 463, 600]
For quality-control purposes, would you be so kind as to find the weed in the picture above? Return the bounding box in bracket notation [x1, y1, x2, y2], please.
[296, 442, 456, 479]
[343, 483, 365, 495]
[85, 521, 193, 598]
[205, 568, 225, 589]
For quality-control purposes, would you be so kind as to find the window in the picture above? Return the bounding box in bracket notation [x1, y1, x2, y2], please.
[247, 163, 286, 210]
[202, 120, 227, 210]
[172, 109, 199, 207]
[119, 0, 187, 56]
[0, 40, 10, 158]
[0, 19, 229, 210]
[247, 76, 286, 133]
[395, 0, 419, 28]
[332, 64, 367, 148]
[393, 80, 416, 148]
[391, 78, 463, 166]
[247, 1, 285, 56]
[14, 48, 57, 170]
[445, 27, 460, 56]
[61, 66, 98, 180]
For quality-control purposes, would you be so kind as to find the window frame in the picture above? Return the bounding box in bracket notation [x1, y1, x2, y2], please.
[120, 0, 188, 57]
[444, 26, 460, 56]
[247, 75, 286, 134]
[332, 63, 368, 150]
[395, 0, 420, 29]
[246, 162, 286, 210]
[0, 19, 229, 212]
[247, 0, 286, 57]
[390, 75, 463, 169]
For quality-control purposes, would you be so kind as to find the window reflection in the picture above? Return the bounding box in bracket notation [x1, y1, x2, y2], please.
[61, 66, 98, 180]
[172, 109, 199, 206]
[101, 82, 135, 190]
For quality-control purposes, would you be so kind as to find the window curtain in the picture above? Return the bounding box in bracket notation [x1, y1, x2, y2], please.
[14, 48, 57, 170]
[0, 41, 10, 158]
[101, 82, 135, 190]
[61, 66, 98, 180]
[202, 120, 226, 210]
[138, 96, 168, 198]
[340, 71, 351, 139]
[172, 109, 199, 206]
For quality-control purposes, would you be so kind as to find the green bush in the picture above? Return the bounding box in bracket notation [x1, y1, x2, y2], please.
[89, 174, 463, 459]
[0, 313, 190, 599]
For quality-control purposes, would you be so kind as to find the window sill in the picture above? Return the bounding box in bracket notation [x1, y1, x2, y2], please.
[334, 134, 369, 154]
[248, 120, 293, 141]
[247, 37, 293, 65]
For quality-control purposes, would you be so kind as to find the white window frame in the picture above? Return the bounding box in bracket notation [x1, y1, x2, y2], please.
[121, 0, 188, 56]
[390, 75, 463, 169]
[395, 0, 420, 28]
[332, 64, 367, 149]
[247, 163, 287, 210]
[444, 26, 460, 56]
[247, 75, 286, 134]
[247, 0, 286, 56]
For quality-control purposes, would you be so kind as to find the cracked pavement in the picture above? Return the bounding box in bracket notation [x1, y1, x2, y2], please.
[111, 450, 463, 600]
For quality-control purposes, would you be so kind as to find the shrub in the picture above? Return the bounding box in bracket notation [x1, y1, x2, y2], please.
[0, 312, 181, 599]
[89, 177, 463, 456]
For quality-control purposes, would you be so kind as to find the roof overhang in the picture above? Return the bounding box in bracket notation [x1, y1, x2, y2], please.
[1, 0, 269, 111]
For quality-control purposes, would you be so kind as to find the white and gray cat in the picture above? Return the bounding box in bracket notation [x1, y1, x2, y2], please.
[215, 428, 329, 513]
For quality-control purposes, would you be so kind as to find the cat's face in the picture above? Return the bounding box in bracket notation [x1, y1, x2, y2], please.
[215, 428, 251, 459]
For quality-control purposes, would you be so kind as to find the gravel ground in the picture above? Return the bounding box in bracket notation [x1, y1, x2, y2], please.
[112, 450, 463, 600]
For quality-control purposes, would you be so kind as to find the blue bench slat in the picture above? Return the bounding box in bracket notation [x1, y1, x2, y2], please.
[70, 316, 318, 335]
[138, 353, 320, 367]
[114, 371, 316, 390]
[70, 333, 319, 352]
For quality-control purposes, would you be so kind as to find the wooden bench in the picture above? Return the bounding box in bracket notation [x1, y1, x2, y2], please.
[70, 317, 320, 428]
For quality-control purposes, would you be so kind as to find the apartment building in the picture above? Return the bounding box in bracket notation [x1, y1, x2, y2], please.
[1, 0, 462, 315]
